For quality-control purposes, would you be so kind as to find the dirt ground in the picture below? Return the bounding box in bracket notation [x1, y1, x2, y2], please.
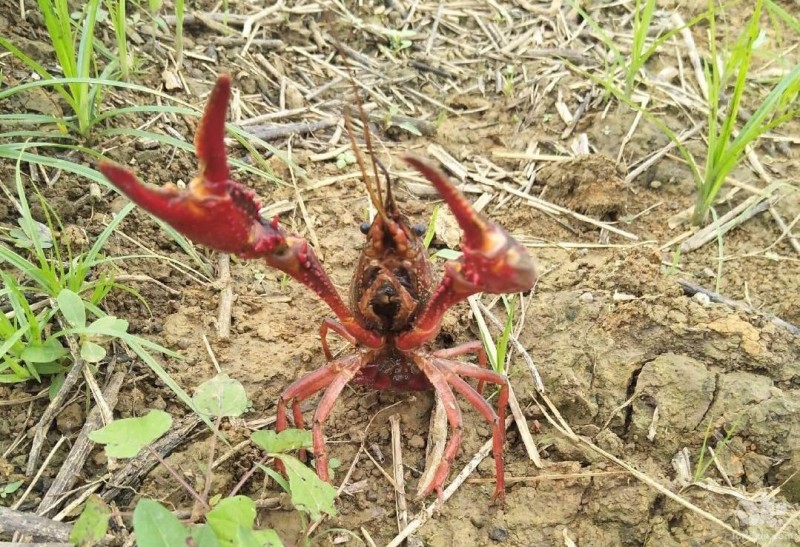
[1, 1, 800, 546]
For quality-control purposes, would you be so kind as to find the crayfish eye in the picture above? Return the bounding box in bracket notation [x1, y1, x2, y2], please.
[359, 222, 371, 235]
[412, 223, 426, 237]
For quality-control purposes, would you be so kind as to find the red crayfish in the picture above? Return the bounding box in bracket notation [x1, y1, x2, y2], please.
[99, 74, 537, 500]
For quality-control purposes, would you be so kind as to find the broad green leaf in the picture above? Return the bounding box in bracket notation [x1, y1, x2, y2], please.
[251, 429, 312, 454]
[88, 410, 171, 458]
[0, 480, 23, 496]
[69, 495, 110, 546]
[57, 289, 86, 328]
[193, 374, 248, 418]
[80, 341, 106, 363]
[86, 315, 128, 335]
[20, 339, 68, 363]
[189, 524, 222, 547]
[132, 498, 189, 546]
[206, 496, 257, 545]
[272, 454, 337, 520]
[235, 526, 283, 547]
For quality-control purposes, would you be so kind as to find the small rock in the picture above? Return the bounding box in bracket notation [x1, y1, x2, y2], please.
[56, 402, 84, 434]
[693, 292, 711, 306]
[650, 180, 662, 189]
[488, 524, 509, 542]
[408, 435, 425, 449]
[579, 292, 594, 303]
[470, 515, 485, 529]
[743, 452, 773, 485]
[366, 489, 378, 502]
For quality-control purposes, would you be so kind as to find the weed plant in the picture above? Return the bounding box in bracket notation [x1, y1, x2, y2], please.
[71, 373, 337, 546]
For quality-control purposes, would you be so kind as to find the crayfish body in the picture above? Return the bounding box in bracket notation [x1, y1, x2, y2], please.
[99, 74, 537, 501]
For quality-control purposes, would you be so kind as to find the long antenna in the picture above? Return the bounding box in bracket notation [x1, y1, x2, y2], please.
[336, 41, 388, 221]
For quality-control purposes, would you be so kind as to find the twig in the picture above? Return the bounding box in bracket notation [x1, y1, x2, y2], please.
[216, 254, 233, 340]
[26, 356, 85, 475]
[677, 279, 800, 335]
[0, 507, 72, 542]
[389, 414, 409, 536]
[679, 192, 780, 253]
[386, 417, 514, 547]
[13, 437, 66, 510]
[239, 119, 337, 141]
[100, 415, 202, 505]
[626, 123, 704, 184]
[417, 395, 447, 497]
[37, 372, 126, 516]
[769, 206, 800, 256]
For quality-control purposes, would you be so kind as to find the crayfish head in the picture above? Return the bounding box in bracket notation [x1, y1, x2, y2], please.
[350, 168, 434, 333]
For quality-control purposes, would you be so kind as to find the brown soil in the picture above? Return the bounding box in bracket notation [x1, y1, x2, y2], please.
[2, 2, 799, 546]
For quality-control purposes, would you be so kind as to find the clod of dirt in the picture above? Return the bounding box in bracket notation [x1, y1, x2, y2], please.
[408, 434, 425, 449]
[56, 402, 84, 434]
[538, 154, 628, 219]
[630, 354, 716, 457]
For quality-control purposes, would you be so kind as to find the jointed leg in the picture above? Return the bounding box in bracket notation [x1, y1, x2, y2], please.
[412, 354, 464, 499]
[433, 340, 489, 394]
[435, 358, 508, 501]
[319, 317, 358, 361]
[275, 353, 364, 476]
[309, 354, 364, 481]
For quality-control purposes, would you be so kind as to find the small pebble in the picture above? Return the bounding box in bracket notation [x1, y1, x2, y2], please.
[366, 490, 378, 502]
[470, 515, 485, 529]
[612, 291, 636, 302]
[488, 524, 509, 542]
[408, 435, 425, 449]
[650, 180, 662, 189]
[579, 292, 594, 303]
[692, 292, 711, 306]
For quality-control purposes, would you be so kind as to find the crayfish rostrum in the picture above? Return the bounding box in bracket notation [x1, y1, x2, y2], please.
[99, 74, 537, 500]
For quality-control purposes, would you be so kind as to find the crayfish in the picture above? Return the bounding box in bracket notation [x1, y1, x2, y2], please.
[99, 74, 537, 501]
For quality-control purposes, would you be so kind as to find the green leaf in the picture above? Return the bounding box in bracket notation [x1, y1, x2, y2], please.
[431, 248, 463, 261]
[0, 480, 23, 497]
[251, 429, 312, 454]
[86, 315, 128, 335]
[57, 288, 86, 328]
[272, 454, 337, 520]
[253, 529, 283, 546]
[48, 373, 65, 401]
[205, 496, 258, 545]
[69, 495, 110, 546]
[80, 340, 106, 363]
[88, 410, 171, 458]
[193, 374, 248, 418]
[258, 463, 290, 493]
[189, 524, 222, 547]
[20, 339, 68, 363]
[132, 498, 189, 546]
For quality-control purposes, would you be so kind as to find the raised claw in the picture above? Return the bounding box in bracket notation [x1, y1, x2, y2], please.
[99, 74, 382, 350]
[396, 157, 537, 351]
[98, 75, 283, 258]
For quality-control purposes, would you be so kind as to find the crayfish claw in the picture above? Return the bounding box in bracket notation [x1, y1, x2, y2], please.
[194, 74, 232, 187]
